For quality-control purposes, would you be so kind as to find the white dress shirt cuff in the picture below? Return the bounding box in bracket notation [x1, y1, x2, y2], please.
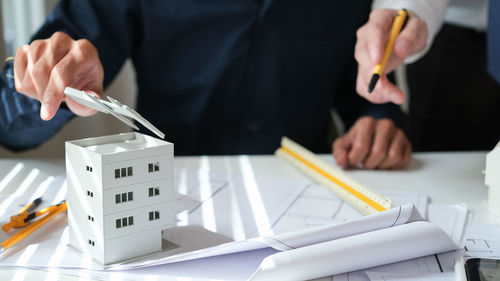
[372, 0, 450, 63]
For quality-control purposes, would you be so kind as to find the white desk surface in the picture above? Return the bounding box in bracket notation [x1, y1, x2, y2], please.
[0, 152, 498, 280]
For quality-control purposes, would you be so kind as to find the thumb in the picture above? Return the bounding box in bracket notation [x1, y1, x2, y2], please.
[64, 90, 101, 117]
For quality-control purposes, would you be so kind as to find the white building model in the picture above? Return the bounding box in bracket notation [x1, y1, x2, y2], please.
[485, 140, 500, 218]
[65, 132, 174, 264]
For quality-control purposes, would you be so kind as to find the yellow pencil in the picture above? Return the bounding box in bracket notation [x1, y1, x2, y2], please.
[0, 201, 67, 253]
[367, 9, 408, 94]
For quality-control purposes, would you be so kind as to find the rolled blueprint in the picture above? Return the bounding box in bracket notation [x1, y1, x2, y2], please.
[250, 221, 459, 281]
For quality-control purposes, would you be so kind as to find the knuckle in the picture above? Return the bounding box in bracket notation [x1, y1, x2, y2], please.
[360, 116, 375, 125]
[75, 39, 97, 55]
[370, 147, 384, 159]
[388, 149, 401, 162]
[378, 118, 395, 129]
[51, 31, 70, 42]
[29, 39, 44, 50]
[353, 141, 368, 154]
[27, 41, 45, 60]
[15, 45, 28, 60]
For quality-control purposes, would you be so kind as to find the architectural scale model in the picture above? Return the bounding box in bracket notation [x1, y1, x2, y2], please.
[64, 87, 173, 265]
[485, 140, 500, 218]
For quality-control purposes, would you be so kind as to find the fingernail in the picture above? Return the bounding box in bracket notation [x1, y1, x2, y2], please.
[41, 104, 49, 120]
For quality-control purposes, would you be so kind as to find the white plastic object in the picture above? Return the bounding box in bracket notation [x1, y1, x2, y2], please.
[64, 87, 165, 139]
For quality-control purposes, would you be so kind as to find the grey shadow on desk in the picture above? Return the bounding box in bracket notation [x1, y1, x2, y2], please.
[162, 225, 233, 252]
[342, 158, 424, 172]
[405, 158, 424, 171]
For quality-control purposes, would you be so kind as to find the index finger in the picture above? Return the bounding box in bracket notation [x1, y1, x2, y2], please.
[13, 45, 30, 94]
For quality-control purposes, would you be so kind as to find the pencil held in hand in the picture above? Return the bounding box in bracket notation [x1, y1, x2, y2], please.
[368, 9, 408, 94]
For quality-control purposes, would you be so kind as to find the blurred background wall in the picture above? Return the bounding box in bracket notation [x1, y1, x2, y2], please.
[0, 0, 137, 158]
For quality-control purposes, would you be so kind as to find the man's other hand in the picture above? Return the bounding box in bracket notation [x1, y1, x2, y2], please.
[14, 32, 104, 120]
[355, 9, 427, 104]
[332, 117, 411, 169]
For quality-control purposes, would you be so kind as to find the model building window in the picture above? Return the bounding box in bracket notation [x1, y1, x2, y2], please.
[87, 190, 94, 197]
[115, 166, 133, 179]
[149, 211, 160, 221]
[115, 192, 133, 204]
[116, 216, 134, 229]
[148, 162, 160, 173]
[148, 187, 160, 197]
[88, 215, 94, 221]
[86, 165, 93, 172]
[88, 239, 95, 246]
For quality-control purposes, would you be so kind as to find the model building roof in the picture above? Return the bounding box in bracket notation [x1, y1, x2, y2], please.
[67, 132, 172, 155]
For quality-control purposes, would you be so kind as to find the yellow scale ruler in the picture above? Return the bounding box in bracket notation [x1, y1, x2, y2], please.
[275, 137, 391, 215]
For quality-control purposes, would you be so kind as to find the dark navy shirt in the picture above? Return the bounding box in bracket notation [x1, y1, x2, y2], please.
[0, 0, 404, 155]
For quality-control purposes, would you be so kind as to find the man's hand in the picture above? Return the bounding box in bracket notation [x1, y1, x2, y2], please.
[14, 32, 104, 120]
[355, 9, 428, 104]
[332, 117, 411, 169]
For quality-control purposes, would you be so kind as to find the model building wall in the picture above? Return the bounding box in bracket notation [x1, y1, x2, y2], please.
[66, 132, 174, 265]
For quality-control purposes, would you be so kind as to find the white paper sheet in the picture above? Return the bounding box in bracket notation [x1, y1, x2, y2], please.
[366, 271, 455, 281]
[332, 204, 470, 281]
[250, 221, 458, 281]
[464, 223, 500, 259]
[269, 183, 429, 234]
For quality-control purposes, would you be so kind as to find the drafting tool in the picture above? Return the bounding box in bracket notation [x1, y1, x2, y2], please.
[1, 200, 67, 253]
[64, 87, 165, 139]
[2, 198, 43, 232]
[275, 137, 391, 215]
[368, 9, 408, 94]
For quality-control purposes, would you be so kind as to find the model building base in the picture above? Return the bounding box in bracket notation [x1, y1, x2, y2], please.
[485, 140, 500, 218]
[65, 132, 174, 265]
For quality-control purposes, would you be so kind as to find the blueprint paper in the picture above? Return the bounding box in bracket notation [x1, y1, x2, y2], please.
[268, 183, 429, 234]
[249, 221, 458, 281]
[464, 223, 500, 259]
[112, 204, 421, 269]
[0, 163, 461, 281]
[332, 204, 469, 281]
[366, 271, 455, 281]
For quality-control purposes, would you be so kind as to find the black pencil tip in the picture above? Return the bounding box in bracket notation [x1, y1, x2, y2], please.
[367, 74, 380, 94]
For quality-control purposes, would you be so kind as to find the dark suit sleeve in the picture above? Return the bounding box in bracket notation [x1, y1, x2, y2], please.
[334, 61, 406, 132]
[0, 0, 139, 151]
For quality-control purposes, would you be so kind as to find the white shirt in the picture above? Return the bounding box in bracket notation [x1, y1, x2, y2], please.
[372, 0, 451, 63]
[373, 0, 488, 63]
[445, 0, 488, 31]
